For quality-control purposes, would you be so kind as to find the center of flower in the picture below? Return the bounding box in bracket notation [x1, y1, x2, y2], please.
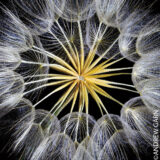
[78, 75, 85, 81]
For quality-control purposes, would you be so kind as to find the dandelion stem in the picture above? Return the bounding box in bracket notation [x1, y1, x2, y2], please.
[86, 73, 131, 79]
[33, 81, 73, 108]
[77, 21, 85, 72]
[32, 45, 77, 73]
[64, 86, 79, 134]
[84, 22, 103, 70]
[85, 37, 119, 73]
[55, 20, 78, 68]
[85, 82, 119, 131]
[25, 75, 75, 85]
[23, 80, 70, 96]
[48, 30, 77, 70]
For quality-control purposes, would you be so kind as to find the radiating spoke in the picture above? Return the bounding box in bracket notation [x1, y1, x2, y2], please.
[23, 80, 70, 95]
[90, 82, 123, 106]
[33, 81, 73, 107]
[85, 73, 131, 79]
[32, 45, 77, 73]
[77, 21, 84, 72]
[64, 86, 79, 134]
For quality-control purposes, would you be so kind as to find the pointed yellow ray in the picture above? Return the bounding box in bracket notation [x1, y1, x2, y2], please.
[83, 42, 99, 73]
[101, 56, 128, 70]
[50, 80, 78, 114]
[33, 45, 77, 73]
[49, 74, 76, 80]
[83, 53, 120, 76]
[85, 37, 119, 73]
[55, 20, 78, 70]
[70, 86, 79, 113]
[78, 82, 85, 112]
[85, 73, 131, 79]
[40, 91, 75, 125]
[63, 86, 80, 133]
[90, 82, 123, 106]
[77, 21, 85, 72]
[83, 54, 120, 76]
[33, 81, 73, 107]
[85, 82, 119, 132]
[85, 64, 132, 76]
[86, 78, 137, 94]
[73, 43, 81, 74]
[50, 64, 78, 76]
[85, 52, 121, 75]
[84, 82, 103, 115]
[95, 67, 132, 75]
[84, 63, 105, 76]
[51, 54, 77, 74]
[24, 75, 74, 85]
[83, 83, 89, 114]
[54, 91, 75, 116]
[51, 35, 77, 70]
[23, 79, 71, 95]
[83, 22, 103, 71]
[83, 83, 89, 136]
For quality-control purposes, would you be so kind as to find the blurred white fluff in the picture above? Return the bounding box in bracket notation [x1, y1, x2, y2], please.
[141, 79, 160, 110]
[58, 0, 95, 22]
[121, 97, 158, 145]
[0, 49, 21, 71]
[12, 109, 60, 159]
[0, 71, 24, 118]
[60, 112, 96, 143]
[95, 0, 125, 27]
[31, 133, 76, 160]
[12, 0, 55, 35]
[132, 54, 160, 91]
[137, 15, 160, 56]
[0, 6, 33, 52]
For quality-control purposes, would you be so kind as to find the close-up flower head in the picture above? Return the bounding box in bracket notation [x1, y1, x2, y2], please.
[0, 0, 159, 160]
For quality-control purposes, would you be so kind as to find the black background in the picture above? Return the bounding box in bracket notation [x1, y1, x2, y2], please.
[0, 0, 159, 159]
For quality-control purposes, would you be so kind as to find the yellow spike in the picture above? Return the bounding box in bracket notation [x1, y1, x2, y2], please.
[53, 80, 78, 109]
[86, 78, 137, 94]
[54, 92, 74, 116]
[50, 64, 78, 76]
[83, 83, 89, 136]
[50, 53, 77, 74]
[47, 31, 78, 71]
[85, 82, 119, 132]
[78, 82, 84, 112]
[77, 21, 85, 72]
[70, 86, 79, 113]
[86, 38, 119, 73]
[84, 82, 104, 115]
[55, 21, 79, 70]
[47, 79, 72, 86]
[83, 42, 99, 73]
[63, 86, 79, 133]
[50, 74, 77, 80]
[90, 82, 123, 106]
[33, 81, 73, 108]
[73, 43, 81, 74]
[84, 63, 104, 76]
[86, 73, 131, 79]
[83, 22, 103, 72]
[83, 83, 89, 114]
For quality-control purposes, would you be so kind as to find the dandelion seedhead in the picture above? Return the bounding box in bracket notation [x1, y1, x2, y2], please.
[0, 0, 160, 160]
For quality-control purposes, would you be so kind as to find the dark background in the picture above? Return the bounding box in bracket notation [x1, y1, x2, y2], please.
[0, 0, 159, 159]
